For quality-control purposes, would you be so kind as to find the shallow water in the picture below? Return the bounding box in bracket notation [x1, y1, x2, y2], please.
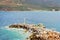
[0, 27, 30, 40]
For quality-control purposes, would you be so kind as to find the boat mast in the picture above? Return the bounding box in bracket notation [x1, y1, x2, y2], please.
[24, 18, 26, 25]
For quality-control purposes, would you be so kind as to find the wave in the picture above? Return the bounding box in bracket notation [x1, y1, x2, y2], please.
[0, 26, 31, 40]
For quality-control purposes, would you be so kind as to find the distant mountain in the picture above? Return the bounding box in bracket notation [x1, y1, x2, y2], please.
[24, 0, 60, 7]
[1, 0, 60, 7]
[0, 0, 60, 11]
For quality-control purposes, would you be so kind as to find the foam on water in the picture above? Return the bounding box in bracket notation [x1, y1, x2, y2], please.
[0, 26, 30, 40]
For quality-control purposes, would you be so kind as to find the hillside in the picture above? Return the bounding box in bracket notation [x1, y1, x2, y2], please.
[0, 0, 32, 11]
[0, 0, 60, 11]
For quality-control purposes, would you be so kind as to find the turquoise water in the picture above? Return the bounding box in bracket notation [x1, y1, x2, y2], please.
[0, 11, 60, 40]
[0, 28, 30, 40]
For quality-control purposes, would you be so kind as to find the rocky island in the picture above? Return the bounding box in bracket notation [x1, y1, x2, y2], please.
[9, 23, 60, 40]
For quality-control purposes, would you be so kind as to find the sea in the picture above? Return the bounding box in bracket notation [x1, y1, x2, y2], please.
[0, 11, 60, 40]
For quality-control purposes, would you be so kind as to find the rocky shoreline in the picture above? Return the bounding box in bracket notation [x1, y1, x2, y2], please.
[9, 24, 60, 40]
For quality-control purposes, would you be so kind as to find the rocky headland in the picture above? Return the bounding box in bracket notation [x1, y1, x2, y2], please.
[9, 23, 60, 40]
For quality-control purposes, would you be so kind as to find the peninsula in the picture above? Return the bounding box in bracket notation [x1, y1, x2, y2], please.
[9, 23, 60, 40]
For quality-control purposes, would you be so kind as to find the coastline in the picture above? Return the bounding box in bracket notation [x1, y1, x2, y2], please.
[8, 23, 60, 40]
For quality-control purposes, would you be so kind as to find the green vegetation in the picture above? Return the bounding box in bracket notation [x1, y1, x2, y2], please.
[0, 5, 31, 11]
[12, 5, 31, 11]
[0, 0, 60, 11]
